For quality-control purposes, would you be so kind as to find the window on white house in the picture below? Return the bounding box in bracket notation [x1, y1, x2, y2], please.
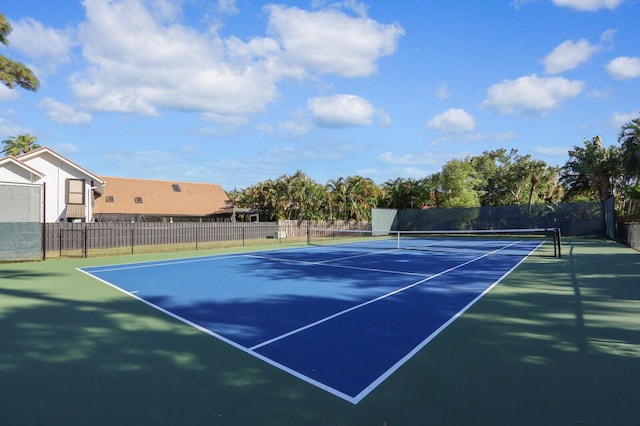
[67, 179, 85, 205]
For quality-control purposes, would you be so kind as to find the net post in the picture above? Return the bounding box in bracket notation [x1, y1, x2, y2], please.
[556, 227, 562, 258]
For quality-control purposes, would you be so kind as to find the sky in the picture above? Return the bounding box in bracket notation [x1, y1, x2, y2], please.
[1, 0, 639, 191]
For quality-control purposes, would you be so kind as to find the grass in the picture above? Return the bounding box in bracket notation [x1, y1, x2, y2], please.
[1, 238, 639, 425]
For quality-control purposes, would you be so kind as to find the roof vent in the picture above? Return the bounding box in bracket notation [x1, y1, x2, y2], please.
[105, 196, 114, 203]
[134, 197, 143, 204]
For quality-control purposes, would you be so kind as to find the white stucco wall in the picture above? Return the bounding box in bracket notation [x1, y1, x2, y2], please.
[8, 152, 102, 222]
[0, 162, 35, 183]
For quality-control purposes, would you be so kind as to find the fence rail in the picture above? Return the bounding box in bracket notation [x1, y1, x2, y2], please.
[44, 220, 370, 258]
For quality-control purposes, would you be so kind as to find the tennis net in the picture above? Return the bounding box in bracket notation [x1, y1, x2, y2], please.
[307, 227, 561, 258]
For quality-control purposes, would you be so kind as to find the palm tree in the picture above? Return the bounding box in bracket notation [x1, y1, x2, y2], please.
[382, 177, 423, 209]
[619, 116, 640, 181]
[326, 177, 348, 220]
[1, 133, 41, 156]
[561, 135, 623, 220]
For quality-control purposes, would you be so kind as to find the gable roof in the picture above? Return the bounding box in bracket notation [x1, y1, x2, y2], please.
[94, 176, 233, 217]
[0, 156, 46, 182]
[16, 147, 105, 187]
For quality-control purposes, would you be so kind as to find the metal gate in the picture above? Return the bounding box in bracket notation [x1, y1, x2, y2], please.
[0, 182, 43, 261]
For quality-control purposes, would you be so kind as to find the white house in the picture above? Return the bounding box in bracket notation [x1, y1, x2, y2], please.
[0, 147, 105, 222]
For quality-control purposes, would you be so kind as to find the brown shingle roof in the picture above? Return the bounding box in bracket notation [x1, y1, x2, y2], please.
[94, 176, 232, 217]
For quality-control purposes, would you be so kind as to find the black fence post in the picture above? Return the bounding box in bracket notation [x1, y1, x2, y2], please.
[83, 226, 88, 258]
[42, 222, 46, 260]
[556, 228, 562, 258]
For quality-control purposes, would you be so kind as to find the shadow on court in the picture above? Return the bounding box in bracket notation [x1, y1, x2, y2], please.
[0, 240, 638, 425]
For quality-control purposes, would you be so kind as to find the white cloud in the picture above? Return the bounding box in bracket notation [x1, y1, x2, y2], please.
[378, 151, 451, 166]
[218, 0, 239, 14]
[0, 116, 26, 137]
[435, 83, 451, 99]
[551, 0, 623, 11]
[72, 0, 286, 117]
[600, 29, 616, 44]
[265, 4, 404, 78]
[587, 88, 614, 100]
[278, 119, 312, 139]
[495, 131, 517, 142]
[38, 98, 92, 125]
[375, 109, 392, 127]
[101, 149, 191, 180]
[70, 0, 402, 122]
[55, 143, 81, 154]
[606, 56, 640, 80]
[202, 112, 249, 127]
[543, 39, 600, 74]
[426, 108, 476, 133]
[311, 0, 370, 17]
[510, 0, 537, 10]
[0, 85, 20, 102]
[9, 17, 74, 72]
[610, 111, 639, 127]
[307, 94, 376, 128]
[535, 146, 570, 156]
[481, 74, 584, 115]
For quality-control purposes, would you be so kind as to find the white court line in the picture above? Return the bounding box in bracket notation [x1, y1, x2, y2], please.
[249, 240, 521, 351]
[82, 254, 249, 274]
[247, 245, 398, 265]
[312, 248, 400, 264]
[78, 238, 537, 405]
[245, 251, 431, 277]
[351, 239, 543, 404]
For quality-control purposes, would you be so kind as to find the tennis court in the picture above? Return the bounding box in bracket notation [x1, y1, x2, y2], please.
[79, 230, 555, 403]
[2, 235, 639, 425]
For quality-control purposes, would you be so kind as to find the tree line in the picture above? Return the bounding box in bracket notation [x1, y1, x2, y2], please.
[1, 13, 639, 224]
[228, 117, 640, 222]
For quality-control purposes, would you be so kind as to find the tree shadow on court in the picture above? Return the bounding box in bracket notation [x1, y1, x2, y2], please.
[1, 240, 638, 426]
[0, 276, 351, 426]
[0, 268, 65, 280]
[345, 239, 639, 426]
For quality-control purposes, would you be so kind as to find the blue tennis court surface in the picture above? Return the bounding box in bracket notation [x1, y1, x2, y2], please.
[79, 238, 543, 403]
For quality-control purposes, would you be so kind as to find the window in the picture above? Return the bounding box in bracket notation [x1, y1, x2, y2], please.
[105, 196, 114, 203]
[172, 184, 181, 192]
[134, 197, 143, 203]
[67, 179, 85, 205]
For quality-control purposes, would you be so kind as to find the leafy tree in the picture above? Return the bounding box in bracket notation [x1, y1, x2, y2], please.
[434, 158, 481, 208]
[0, 13, 39, 91]
[1, 133, 41, 156]
[471, 149, 561, 207]
[561, 135, 624, 218]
